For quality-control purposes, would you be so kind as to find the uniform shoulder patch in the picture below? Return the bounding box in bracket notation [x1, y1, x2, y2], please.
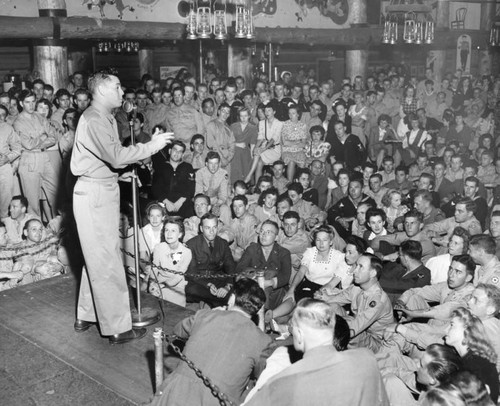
[369, 301, 377, 308]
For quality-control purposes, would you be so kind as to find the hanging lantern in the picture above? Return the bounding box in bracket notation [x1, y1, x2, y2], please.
[389, 21, 398, 45]
[414, 21, 423, 44]
[235, 6, 247, 38]
[403, 12, 416, 44]
[424, 20, 434, 44]
[187, 8, 198, 40]
[245, 6, 255, 40]
[214, 10, 227, 40]
[489, 23, 499, 47]
[196, 7, 212, 39]
[382, 20, 391, 44]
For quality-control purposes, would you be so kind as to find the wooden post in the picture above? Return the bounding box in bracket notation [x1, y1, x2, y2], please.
[138, 49, 154, 81]
[34, 0, 68, 90]
[345, 0, 367, 81]
[227, 43, 252, 86]
[345, 50, 368, 82]
[33, 45, 69, 91]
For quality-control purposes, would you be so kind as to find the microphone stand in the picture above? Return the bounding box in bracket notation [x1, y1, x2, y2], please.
[127, 106, 161, 327]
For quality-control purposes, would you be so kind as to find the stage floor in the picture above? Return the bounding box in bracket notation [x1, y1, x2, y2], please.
[0, 274, 193, 405]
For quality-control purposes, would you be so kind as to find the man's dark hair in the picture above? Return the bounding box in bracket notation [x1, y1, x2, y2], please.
[469, 234, 497, 256]
[287, 182, 304, 195]
[413, 190, 433, 206]
[233, 278, 266, 317]
[12, 195, 28, 210]
[169, 140, 187, 153]
[276, 195, 293, 207]
[193, 193, 210, 206]
[283, 210, 300, 223]
[206, 151, 221, 162]
[362, 253, 383, 279]
[400, 240, 423, 262]
[451, 254, 476, 279]
[232, 194, 248, 206]
[200, 213, 218, 226]
[455, 197, 476, 214]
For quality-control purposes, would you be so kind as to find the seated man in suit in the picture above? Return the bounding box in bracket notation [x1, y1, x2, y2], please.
[185, 213, 236, 308]
[236, 220, 292, 310]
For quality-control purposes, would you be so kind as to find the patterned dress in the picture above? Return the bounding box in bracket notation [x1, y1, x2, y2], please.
[281, 119, 308, 167]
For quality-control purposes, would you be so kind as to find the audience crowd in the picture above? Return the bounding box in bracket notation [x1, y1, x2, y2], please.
[1, 64, 500, 405]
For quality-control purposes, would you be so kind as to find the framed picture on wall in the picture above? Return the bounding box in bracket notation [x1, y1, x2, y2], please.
[159, 66, 187, 81]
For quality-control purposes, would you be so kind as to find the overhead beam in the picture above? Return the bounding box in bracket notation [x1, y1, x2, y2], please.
[0, 16, 490, 48]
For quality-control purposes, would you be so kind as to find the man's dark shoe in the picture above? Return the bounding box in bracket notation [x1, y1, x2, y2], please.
[109, 328, 147, 345]
[74, 319, 96, 333]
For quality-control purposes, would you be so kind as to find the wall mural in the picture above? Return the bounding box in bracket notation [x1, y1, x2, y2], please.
[0, 0, 354, 28]
[294, 0, 349, 25]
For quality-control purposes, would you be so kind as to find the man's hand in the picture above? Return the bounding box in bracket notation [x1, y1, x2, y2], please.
[174, 197, 187, 211]
[383, 252, 399, 262]
[150, 130, 174, 153]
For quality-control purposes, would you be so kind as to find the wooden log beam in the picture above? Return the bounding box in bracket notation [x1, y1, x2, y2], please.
[0, 15, 490, 48]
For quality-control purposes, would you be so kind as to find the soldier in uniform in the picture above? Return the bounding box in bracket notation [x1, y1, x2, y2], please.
[468, 234, 500, 287]
[71, 70, 172, 344]
[423, 197, 481, 249]
[185, 213, 236, 308]
[384, 254, 475, 354]
[195, 151, 231, 226]
[227, 195, 258, 261]
[165, 87, 205, 149]
[324, 253, 394, 353]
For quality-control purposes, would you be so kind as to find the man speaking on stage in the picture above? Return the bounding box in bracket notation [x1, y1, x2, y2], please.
[71, 70, 173, 344]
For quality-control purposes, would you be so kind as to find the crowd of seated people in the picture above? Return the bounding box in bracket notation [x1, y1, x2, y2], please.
[1, 65, 500, 405]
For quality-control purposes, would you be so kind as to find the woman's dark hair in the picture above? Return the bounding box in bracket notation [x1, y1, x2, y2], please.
[160, 216, 185, 243]
[258, 187, 279, 207]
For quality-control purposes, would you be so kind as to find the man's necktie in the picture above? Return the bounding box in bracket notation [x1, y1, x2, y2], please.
[209, 241, 214, 253]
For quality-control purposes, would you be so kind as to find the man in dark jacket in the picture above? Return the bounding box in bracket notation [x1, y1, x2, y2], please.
[185, 213, 236, 307]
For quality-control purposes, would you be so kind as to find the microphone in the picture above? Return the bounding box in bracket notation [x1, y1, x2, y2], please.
[122, 100, 136, 114]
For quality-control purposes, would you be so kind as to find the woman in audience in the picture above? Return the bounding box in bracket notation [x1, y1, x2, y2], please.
[295, 168, 318, 206]
[349, 91, 368, 146]
[253, 187, 279, 224]
[149, 217, 192, 307]
[281, 104, 308, 182]
[230, 107, 258, 185]
[244, 101, 283, 184]
[444, 307, 499, 403]
[381, 190, 408, 233]
[425, 227, 470, 284]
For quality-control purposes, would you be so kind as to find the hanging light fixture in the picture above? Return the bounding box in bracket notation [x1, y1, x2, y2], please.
[213, 0, 228, 40]
[97, 40, 140, 54]
[403, 12, 416, 44]
[196, 6, 212, 39]
[382, 1, 434, 46]
[186, 1, 198, 40]
[186, 0, 255, 40]
[424, 20, 434, 44]
[489, 19, 500, 47]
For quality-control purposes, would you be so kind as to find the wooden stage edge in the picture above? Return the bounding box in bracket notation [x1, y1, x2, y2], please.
[0, 275, 193, 405]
